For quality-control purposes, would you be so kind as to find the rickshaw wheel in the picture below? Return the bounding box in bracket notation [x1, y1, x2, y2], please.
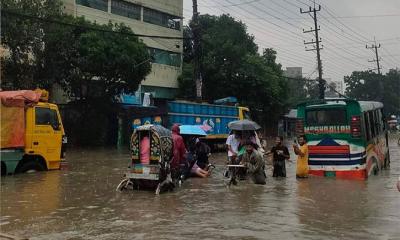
[155, 183, 161, 195]
[116, 178, 132, 191]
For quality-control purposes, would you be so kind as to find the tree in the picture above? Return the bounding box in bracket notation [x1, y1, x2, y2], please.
[381, 69, 400, 115]
[1, 0, 151, 100]
[1, 0, 64, 89]
[1, 0, 152, 146]
[344, 70, 400, 116]
[179, 14, 289, 130]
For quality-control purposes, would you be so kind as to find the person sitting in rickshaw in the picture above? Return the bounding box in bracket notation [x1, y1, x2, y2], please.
[239, 141, 266, 185]
[190, 138, 215, 178]
[140, 135, 150, 165]
[182, 137, 214, 178]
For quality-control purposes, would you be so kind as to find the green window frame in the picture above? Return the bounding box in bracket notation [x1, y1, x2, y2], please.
[148, 48, 181, 67]
[143, 7, 180, 30]
[76, 0, 108, 12]
[111, 0, 141, 20]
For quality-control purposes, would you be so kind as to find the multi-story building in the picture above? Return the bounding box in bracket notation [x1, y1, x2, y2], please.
[62, 0, 183, 100]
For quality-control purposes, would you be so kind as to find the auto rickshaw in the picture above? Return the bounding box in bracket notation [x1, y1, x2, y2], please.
[116, 124, 175, 194]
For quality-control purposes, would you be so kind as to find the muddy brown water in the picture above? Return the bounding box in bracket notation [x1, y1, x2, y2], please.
[1, 140, 400, 240]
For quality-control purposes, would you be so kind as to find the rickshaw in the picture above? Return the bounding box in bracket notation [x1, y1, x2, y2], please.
[224, 120, 266, 186]
[116, 124, 175, 194]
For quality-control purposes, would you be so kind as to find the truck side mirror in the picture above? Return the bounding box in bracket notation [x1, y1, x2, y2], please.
[52, 122, 60, 131]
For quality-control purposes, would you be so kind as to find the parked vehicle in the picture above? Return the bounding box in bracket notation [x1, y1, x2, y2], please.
[296, 98, 390, 179]
[0, 89, 66, 175]
[116, 124, 175, 194]
[132, 98, 250, 143]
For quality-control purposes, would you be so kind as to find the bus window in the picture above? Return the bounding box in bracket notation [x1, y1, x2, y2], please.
[306, 109, 347, 126]
[368, 111, 376, 138]
[380, 109, 385, 131]
[364, 112, 371, 141]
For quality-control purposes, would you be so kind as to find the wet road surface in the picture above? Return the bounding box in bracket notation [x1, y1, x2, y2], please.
[1, 140, 400, 240]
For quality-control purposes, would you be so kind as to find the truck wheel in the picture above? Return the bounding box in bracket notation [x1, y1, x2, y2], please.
[18, 161, 45, 173]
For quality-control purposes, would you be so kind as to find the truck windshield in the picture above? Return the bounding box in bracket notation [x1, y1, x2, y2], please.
[306, 108, 347, 126]
[36, 107, 60, 129]
[243, 110, 251, 120]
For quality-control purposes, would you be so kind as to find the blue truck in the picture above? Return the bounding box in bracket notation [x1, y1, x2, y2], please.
[132, 98, 250, 141]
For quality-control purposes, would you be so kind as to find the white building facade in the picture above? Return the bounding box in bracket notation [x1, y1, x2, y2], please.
[62, 0, 183, 99]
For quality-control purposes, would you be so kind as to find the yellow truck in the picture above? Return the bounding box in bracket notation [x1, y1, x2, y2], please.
[0, 89, 66, 175]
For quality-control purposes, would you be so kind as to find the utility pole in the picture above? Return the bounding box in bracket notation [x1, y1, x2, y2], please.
[301, 3, 324, 99]
[191, 0, 202, 101]
[366, 40, 382, 75]
[366, 40, 383, 101]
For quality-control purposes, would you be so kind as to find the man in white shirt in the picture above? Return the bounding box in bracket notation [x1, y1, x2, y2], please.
[226, 131, 241, 164]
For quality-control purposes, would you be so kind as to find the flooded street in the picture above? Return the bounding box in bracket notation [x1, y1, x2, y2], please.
[1, 140, 400, 240]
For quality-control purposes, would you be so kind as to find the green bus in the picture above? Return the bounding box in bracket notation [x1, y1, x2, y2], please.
[296, 98, 390, 179]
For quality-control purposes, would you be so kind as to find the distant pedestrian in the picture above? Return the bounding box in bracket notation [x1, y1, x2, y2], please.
[270, 136, 290, 177]
[293, 135, 309, 178]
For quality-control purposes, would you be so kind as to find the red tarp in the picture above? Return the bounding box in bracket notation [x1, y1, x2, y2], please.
[0, 90, 41, 107]
[0, 90, 41, 149]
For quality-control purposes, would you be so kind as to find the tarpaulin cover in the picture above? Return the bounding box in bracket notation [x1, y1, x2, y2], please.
[0, 90, 41, 148]
[0, 90, 41, 107]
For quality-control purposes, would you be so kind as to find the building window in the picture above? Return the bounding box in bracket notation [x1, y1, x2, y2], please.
[111, 0, 140, 20]
[76, 0, 108, 12]
[148, 48, 181, 67]
[143, 7, 180, 30]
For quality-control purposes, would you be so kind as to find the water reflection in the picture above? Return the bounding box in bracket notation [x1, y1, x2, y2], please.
[296, 178, 369, 239]
[1, 172, 61, 222]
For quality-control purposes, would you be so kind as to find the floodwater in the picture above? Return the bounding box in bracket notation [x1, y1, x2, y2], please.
[1, 140, 400, 240]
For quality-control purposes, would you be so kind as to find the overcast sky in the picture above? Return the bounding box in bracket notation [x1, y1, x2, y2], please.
[182, 0, 400, 83]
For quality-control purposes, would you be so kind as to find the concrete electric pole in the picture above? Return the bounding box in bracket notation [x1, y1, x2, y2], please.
[366, 40, 383, 101]
[366, 41, 382, 75]
[301, 3, 324, 99]
[191, 0, 202, 101]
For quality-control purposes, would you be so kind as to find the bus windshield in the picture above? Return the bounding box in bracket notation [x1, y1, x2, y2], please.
[306, 108, 347, 126]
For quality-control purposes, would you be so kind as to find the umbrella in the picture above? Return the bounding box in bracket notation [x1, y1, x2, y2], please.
[179, 125, 207, 136]
[228, 119, 261, 131]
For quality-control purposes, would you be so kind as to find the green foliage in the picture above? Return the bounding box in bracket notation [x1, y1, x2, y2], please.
[286, 78, 315, 107]
[1, 0, 151, 100]
[179, 14, 289, 124]
[345, 70, 400, 115]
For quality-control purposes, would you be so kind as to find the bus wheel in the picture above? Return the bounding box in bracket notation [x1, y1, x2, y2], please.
[373, 166, 379, 175]
[18, 161, 45, 173]
[384, 153, 391, 169]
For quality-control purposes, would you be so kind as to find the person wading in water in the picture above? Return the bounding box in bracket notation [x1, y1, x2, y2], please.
[240, 141, 266, 184]
[293, 135, 309, 178]
[270, 136, 290, 177]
